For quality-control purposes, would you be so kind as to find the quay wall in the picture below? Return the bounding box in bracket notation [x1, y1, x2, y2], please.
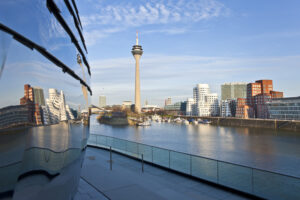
[183, 116, 300, 132]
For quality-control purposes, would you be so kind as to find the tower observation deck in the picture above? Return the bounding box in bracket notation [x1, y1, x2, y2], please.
[131, 32, 143, 113]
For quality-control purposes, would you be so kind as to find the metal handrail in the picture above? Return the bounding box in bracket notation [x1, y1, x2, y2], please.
[88, 133, 299, 179]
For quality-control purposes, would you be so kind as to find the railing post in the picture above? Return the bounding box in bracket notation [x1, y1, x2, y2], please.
[217, 161, 219, 183]
[151, 147, 153, 163]
[169, 151, 170, 168]
[251, 168, 254, 194]
[110, 146, 112, 171]
[141, 154, 144, 173]
[190, 155, 192, 175]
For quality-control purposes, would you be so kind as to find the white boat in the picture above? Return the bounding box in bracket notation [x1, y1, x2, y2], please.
[152, 114, 162, 121]
[173, 117, 182, 123]
[198, 119, 211, 124]
[137, 121, 151, 126]
[192, 120, 198, 125]
[182, 119, 190, 125]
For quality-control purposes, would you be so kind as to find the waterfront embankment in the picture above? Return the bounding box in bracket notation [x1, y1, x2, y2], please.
[185, 116, 300, 131]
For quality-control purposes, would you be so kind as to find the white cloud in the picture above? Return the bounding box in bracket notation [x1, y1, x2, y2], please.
[82, 0, 227, 27]
[81, 0, 229, 45]
[84, 28, 123, 46]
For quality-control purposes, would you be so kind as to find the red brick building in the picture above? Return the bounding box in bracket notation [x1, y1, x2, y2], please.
[256, 80, 273, 94]
[243, 80, 283, 119]
[20, 84, 43, 125]
[270, 91, 283, 98]
[255, 94, 272, 119]
[236, 98, 253, 118]
[246, 82, 261, 105]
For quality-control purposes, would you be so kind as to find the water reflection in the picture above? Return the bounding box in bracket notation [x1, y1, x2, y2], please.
[0, 0, 91, 198]
[91, 115, 300, 177]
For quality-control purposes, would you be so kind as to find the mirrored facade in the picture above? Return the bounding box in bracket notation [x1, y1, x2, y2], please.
[0, 1, 91, 199]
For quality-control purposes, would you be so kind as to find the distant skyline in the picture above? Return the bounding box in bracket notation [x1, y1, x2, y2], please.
[78, 0, 300, 106]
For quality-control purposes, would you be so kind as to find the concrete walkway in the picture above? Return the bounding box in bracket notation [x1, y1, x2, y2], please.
[76, 147, 252, 200]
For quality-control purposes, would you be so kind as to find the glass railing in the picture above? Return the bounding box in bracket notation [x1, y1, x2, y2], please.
[88, 134, 300, 200]
[0, 147, 82, 194]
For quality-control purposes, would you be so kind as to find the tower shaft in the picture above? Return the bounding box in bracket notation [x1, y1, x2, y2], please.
[134, 55, 141, 113]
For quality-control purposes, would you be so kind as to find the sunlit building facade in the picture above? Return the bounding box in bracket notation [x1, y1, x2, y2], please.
[267, 97, 300, 120]
[221, 82, 247, 100]
[191, 84, 220, 116]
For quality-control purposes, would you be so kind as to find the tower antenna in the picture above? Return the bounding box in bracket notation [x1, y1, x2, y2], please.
[136, 31, 138, 45]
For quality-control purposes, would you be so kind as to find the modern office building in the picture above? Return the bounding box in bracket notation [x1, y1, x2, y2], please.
[186, 98, 195, 116]
[165, 97, 172, 106]
[256, 80, 273, 94]
[193, 84, 210, 103]
[142, 105, 160, 112]
[220, 100, 232, 117]
[205, 93, 220, 116]
[246, 80, 283, 118]
[131, 32, 143, 113]
[0, 105, 32, 129]
[191, 84, 220, 116]
[122, 101, 132, 109]
[247, 82, 262, 106]
[267, 97, 300, 120]
[20, 84, 42, 125]
[33, 87, 45, 106]
[236, 98, 252, 118]
[221, 82, 247, 100]
[99, 96, 106, 108]
[255, 93, 272, 119]
[270, 91, 284, 98]
[164, 102, 186, 115]
[45, 89, 74, 123]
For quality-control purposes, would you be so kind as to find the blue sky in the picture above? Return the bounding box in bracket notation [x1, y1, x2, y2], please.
[77, 0, 300, 106]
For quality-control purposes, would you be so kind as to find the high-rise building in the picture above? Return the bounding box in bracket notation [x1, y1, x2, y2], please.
[33, 87, 45, 106]
[45, 89, 74, 123]
[189, 84, 220, 117]
[20, 84, 42, 125]
[270, 91, 283, 98]
[193, 84, 210, 103]
[256, 80, 273, 94]
[245, 79, 283, 118]
[246, 82, 261, 105]
[165, 98, 172, 106]
[220, 100, 232, 117]
[235, 98, 252, 118]
[131, 32, 143, 113]
[221, 82, 247, 100]
[186, 98, 195, 116]
[255, 94, 272, 119]
[99, 96, 106, 108]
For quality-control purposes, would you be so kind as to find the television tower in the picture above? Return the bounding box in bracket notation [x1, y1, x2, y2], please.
[131, 31, 143, 113]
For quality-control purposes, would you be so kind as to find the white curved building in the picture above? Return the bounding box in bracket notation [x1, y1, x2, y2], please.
[186, 98, 195, 116]
[190, 84, 220, 117]
[45, 89, 74, 124]
[193, 84, 210, 102]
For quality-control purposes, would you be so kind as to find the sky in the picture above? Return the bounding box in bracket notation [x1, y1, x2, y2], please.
[77, 0, 300, 106]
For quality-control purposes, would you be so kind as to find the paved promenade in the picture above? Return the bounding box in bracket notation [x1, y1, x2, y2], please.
[75, 147, 252, 200]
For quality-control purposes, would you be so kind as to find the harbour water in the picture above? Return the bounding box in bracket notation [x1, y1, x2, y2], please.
[90, 115, 300, 177]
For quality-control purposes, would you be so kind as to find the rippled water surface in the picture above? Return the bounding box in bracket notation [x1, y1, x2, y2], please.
[90, 115, 300, 177]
